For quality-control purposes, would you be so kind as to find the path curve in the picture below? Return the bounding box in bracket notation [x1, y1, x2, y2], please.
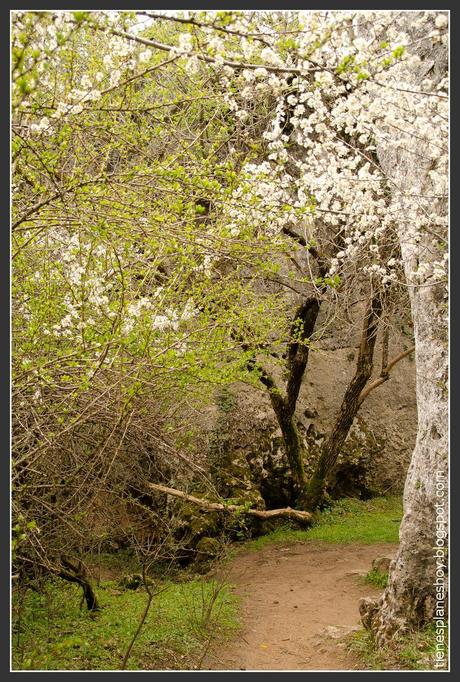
[205, 541, 397, 671]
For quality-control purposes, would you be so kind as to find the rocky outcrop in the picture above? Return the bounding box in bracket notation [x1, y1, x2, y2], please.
[164, 302, 416, 556]
[202, 319, 416, 509]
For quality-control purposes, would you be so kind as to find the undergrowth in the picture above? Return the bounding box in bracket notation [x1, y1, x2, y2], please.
[12, 495, 404, 671]
[348, 623, 447, 671]
[363, 569, 388, 588]
[12, 576, 240, 671]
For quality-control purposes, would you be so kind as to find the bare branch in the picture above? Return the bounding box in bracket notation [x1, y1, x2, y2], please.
[147, 482, 312, 524]
[358, 345, 415, 405]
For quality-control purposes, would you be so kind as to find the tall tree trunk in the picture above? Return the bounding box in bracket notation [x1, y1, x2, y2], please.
[244, 294, 321, 499]
[258, 362, 308, 496]
[303, 294, 382, 510]
[360, 14, 448, 646]
[360, 276, 448, 646]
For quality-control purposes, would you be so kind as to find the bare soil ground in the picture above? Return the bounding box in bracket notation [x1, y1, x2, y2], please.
[204, 541, 398, 671]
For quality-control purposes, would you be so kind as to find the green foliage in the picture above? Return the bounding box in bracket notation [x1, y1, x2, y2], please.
[364, 569, 388, 588]
[348, 623, 446, 671]
[12, 578, 240, 670]
[12, 14, 298, 563]
[12, 516, 39, 559]
[315, 274, 341, 289]
[72, 11, 89, 23]
[336, 54, 356, 74]
[277, 36, 299, 55]
[392, 45, 406, 59]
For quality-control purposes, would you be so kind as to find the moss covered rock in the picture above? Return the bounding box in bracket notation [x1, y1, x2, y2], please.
[118, 573, 153, 590]
[195, 536, 221, 558]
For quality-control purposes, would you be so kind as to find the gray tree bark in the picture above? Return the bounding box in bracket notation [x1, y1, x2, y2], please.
[360, 13, 448, 646]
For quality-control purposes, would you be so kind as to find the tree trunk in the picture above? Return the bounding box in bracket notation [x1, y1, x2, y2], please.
[258, 369, 307, 495]
[275, 404, 307, 495]
[360, 14, 448, 646]
[360, 278, 448, 646]
[59, 556, 100, 612]
[285, 297, 321, 416]
[253, 293, 323, 499]
[303, 294, 382, 510]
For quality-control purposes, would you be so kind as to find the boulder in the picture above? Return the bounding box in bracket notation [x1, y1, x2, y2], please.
[372, 556, 393, 574]
[195, 536, 221, 558]
[118, 573, 153, 590]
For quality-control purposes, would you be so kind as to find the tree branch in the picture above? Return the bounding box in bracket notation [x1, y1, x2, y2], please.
[358, 345, 415, 405]
[147, 482, 312, 523]
[86, 21, 306, 75]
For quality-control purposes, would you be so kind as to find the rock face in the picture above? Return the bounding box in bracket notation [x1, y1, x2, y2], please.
[202, 307, 416, 508]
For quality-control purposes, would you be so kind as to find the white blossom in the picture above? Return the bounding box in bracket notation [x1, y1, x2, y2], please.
[139, 48, 152, 63]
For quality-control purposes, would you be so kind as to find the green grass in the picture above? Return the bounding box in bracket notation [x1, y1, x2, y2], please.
[349, 623, 447, 671]
[363, 569, 388, 588]
[85, 549, 139, 582]
[12, 496, 403, 670]
[245, 496, 402, 551]
[12, 576, 240, 671]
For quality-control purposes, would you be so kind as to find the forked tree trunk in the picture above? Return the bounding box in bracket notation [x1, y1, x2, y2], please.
[302, 294, 382, 510]
[360, 14, 448, 645]
[260, 288, 410, 510]
[257, 295, 322, 499]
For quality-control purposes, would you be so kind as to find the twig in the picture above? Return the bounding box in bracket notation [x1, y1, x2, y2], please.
[121, 565, 168, 670]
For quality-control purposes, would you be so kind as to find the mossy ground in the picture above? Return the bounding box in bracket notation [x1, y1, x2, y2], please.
[12, 576, 240, 671]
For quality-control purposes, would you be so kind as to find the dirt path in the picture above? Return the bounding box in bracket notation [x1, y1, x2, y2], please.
[205, 541, 397, 671]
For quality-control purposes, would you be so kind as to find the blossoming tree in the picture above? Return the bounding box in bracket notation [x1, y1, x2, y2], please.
[12, 9, 447, 639]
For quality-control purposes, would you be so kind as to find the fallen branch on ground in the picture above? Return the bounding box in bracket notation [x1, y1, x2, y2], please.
[147, 482, 312, 524]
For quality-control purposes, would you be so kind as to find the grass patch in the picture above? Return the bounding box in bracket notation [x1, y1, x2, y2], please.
[363, 569, 388, 589]
[12, 576, 240, 671]
[245, 496, 402, 551]
[348, 623, 447, 671]
[86, 549, 139, 583]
